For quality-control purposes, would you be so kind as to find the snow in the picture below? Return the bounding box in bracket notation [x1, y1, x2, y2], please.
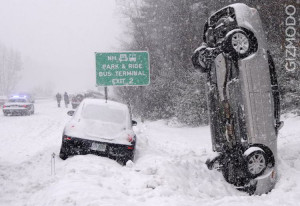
[82, 98, 129, 109]
[0, 99, 300, 205]
[243, 146, 264, 156]
[81, 104, 127, 127]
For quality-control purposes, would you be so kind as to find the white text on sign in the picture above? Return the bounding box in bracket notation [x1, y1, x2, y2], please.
[98, 71, 146, 77]
[102, 64, 143, 70]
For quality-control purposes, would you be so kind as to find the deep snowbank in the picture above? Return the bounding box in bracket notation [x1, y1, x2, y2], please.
[0, 100, 299, 206]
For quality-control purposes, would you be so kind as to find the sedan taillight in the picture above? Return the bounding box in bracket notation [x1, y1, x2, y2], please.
[63, 135, 72, 141]
[127, 135, 134, 142]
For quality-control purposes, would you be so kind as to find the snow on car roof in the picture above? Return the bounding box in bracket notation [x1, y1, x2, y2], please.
[72, 98, 131, 127]
[81, 98, 129, 110]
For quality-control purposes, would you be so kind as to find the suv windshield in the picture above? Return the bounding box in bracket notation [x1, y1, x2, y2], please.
[82, 104, 127, 124]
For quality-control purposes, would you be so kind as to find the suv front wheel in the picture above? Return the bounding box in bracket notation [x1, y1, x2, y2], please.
[223, 29, 258, 59]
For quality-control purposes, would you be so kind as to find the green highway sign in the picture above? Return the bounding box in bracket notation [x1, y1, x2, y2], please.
[95, 51, 150, 86]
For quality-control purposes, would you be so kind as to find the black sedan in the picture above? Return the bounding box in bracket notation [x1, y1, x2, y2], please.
[59, 98, 137, 165]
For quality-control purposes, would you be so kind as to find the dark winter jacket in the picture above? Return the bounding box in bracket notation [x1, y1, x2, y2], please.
[64, 93, 69, 104]
[56, 93, 62, 102]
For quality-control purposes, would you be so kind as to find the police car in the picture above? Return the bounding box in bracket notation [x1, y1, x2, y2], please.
[2, 95, 35, 116]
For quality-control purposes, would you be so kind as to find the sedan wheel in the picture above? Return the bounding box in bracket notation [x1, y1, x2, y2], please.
[59, 144, 70, 160]
[59, 152, 68, 160]
[118, 152, 134, 166]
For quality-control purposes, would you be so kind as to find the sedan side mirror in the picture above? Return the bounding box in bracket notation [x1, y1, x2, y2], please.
[132, 120, 137, 126]
[67, 110, 75, 116]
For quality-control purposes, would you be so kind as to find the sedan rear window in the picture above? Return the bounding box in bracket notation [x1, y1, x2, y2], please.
[82, 104, 127, 124]
[8, 99, 26, 103]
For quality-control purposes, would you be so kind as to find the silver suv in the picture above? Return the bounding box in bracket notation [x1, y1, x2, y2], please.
[192, 3, 283, 195]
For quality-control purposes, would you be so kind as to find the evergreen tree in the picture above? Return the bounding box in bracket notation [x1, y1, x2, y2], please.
[116, 0, 300, 125]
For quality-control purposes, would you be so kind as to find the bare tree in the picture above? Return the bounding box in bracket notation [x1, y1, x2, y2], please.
[0, 43, 22, 96]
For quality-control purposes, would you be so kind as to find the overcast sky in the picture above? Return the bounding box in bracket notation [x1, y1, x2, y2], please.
[0, 0, 124, 94]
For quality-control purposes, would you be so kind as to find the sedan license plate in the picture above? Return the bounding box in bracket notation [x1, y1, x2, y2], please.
[90, 142, 106, 152]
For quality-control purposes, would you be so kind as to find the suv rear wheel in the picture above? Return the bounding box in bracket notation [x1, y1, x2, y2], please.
[244, 147, 267, 178]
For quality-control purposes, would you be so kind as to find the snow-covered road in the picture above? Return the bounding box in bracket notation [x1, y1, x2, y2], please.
[0, 99, 299, 206]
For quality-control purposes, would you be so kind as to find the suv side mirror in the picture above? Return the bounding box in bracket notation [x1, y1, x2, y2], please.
[132, 120, 137, 126]
[67, 110, 75, 116]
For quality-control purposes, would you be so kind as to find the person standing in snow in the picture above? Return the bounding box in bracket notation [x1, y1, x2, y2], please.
[64, 92, 69, 108]
[56, 92, 62, 107]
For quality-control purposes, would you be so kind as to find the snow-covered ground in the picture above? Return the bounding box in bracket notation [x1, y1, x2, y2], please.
[0, 99, 299, 206]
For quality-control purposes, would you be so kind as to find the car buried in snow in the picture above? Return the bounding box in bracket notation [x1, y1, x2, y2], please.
[192, 3, 283, 195]
[2, 95, 35, 116]
[59, 98, 137, 165]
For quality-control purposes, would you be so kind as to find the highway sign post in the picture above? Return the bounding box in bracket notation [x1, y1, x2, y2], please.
[95, 51, 150, 86]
